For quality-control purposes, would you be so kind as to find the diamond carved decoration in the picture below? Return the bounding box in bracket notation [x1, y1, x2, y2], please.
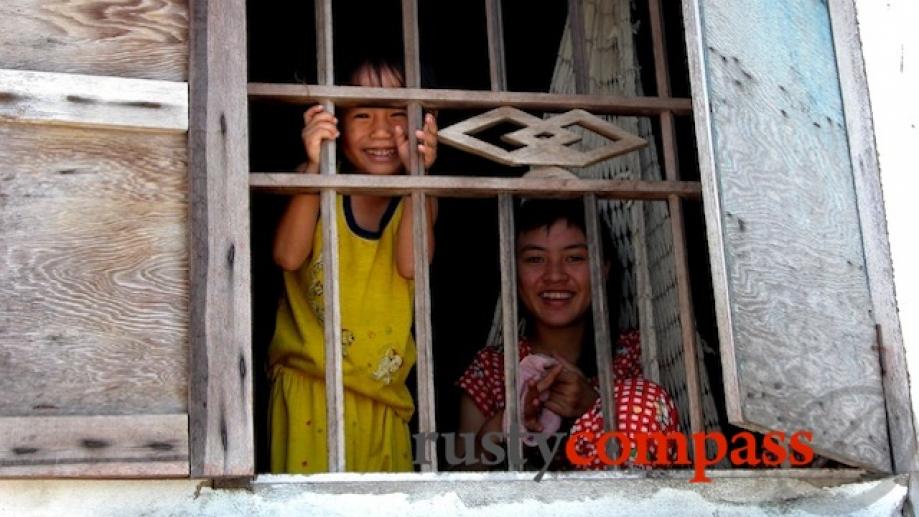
[438, 107, 647, 168]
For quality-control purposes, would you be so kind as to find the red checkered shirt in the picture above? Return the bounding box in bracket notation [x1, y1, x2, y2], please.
[457, 330, 680, 469]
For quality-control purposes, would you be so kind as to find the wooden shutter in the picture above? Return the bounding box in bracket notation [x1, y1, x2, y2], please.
[682, 0, 894, 471]
[187, 0, 254, 477]
[0, 1, 190, 476]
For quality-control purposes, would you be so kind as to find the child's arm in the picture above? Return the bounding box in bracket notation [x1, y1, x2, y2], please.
[455, 393, 504, 467]
[273, 105, 339, 271]
[395, 112, 439, 279]
[456, 376, 553, 468]
[395, 196, 438, 279]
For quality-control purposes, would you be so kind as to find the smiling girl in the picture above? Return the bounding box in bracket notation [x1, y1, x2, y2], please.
[456, 198, 679, 470]
[268, 57, 437, 473]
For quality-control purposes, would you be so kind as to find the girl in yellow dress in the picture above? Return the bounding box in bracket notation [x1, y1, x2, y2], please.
[268, 57, 438, 473]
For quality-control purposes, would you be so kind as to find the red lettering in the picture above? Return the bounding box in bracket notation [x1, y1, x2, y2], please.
[691, 432, 727, 483]
[729, 431, 761, 467]
[564, 429, 813, 478]
[632, 432, 690, 466]
[789, 431, 814, 466]
[596, 432, 631, 466]
[761, 431, 787, 466]
[565, 432, 595, 466]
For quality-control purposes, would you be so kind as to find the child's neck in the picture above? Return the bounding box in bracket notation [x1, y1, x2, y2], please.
[349, 194, 394, 233]
[529, 322, 585, 365]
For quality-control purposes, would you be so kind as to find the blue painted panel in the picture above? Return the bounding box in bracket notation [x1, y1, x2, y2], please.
[697, 0, 888, 470]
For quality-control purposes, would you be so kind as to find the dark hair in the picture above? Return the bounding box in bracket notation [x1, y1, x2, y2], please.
[343, 56, 406, 87]
[514, 198, 621, 378]
[515, 198, 614, 259]
[337, 54, 406, 87]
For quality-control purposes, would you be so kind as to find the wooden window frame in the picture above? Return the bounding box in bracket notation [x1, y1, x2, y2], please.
[187, 0, 916, 482]
[681, 0, 916, 476]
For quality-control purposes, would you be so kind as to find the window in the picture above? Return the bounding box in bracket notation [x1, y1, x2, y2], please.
[236, 0, 912, 478]
[0, 0, 909, 485]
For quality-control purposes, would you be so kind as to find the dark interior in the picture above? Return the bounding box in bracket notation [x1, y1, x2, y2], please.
[246, 0, 723, 473]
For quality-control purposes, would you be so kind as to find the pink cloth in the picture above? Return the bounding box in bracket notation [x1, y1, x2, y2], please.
[504, 353, 562, 445]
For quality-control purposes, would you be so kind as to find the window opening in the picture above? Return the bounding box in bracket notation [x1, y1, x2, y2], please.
[245, 0, 853, 476]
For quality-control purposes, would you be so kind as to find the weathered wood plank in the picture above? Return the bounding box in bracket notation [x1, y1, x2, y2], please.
[249, 173, 702, 200]
[498, 194, 522, 470]
[410, 190, 436, 471]
[828, 0, 917, 474]
[187, 0, 253, 477]
[401, 0, 437, 472]
[0, 69, 187, 133]
[0, 414, 188, 477]
[485, 0, 507, 92]
[247, 83, 692, 116]
[438, 107, 647, 168]
[584, 195, 616, 454]
[648, 0, 704, 442]
[567, 0, 589, 95]
[0, 0, 187, 81]
[0, 123, 187, 417]
[684, 0, 890, 471]
[668, 196, 704, 439]
[314, 0, 345, 474]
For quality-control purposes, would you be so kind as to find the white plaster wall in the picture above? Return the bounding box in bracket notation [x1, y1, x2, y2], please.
[854, 0, 919, 430]
[0, 476, 908, 517]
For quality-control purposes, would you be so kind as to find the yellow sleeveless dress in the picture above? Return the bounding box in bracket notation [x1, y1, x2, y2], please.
[268, 195, 416, 473]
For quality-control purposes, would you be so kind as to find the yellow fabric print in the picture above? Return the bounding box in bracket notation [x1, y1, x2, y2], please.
[267, 195, 416, 474]
[307, 259, 324, 321]
[372, 348, 404, 385]
[341, 328, 356, 356]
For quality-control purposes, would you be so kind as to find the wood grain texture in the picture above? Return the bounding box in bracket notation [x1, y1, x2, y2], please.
[314, 0, 345, 474]
[248, 83, 692, 116]
[485, 0, 507, 92]
[402, 0, 437, 472]
[689, 0, 890, 471]
[438, 107, 647, 168]
[0, 414, 188, 477]
[0, 69, 187, 132]
[0, 123, 188, 417]
[0, 0, 187, 81]
[567, 0, 589, 95]
[411, 191, 436, 472]
[585, 195, 616, 441]
[648, 0, 704, 440]
[828, 0, 917, 474]
[187, 0, 253, 477]
[498, 194, 521, 470]
[249, 173, 701, 201]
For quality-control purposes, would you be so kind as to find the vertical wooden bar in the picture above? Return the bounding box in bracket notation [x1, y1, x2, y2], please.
[486, 0, 521, 471]
[498, 194, 522, 470]
[315, 0, 345, 473]
[485, 0, 507, 91]
[568, 0, 590, 95]
[568, 0, 619, 462]
[584, 194, 616, 445]
[648, 0, 679, 177]
[402, 0, 437, 472]
[648, 0, 704, 440]
[188, 0, 254, 477]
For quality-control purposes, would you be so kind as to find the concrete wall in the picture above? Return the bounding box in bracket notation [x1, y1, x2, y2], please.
[0, 0, 914, 515]
[0, 475, 908, 516]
